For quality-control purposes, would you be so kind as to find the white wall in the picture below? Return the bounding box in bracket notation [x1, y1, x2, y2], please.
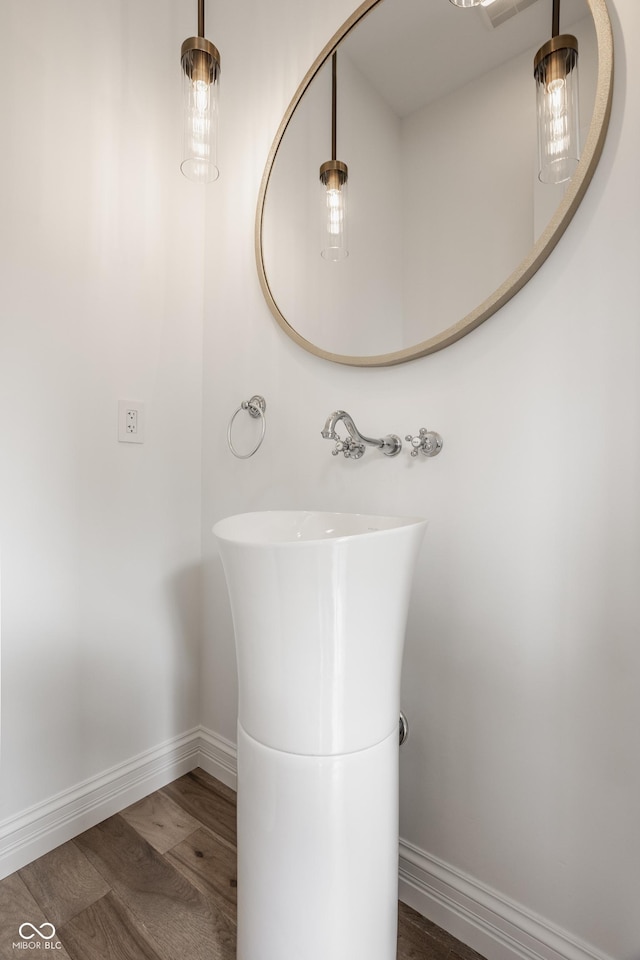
[401, 46, 534, 342]
[0, 0, 204, 820]
[201, 2, 640, 960]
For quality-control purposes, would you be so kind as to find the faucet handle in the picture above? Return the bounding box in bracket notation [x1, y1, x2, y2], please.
[405, 428, 443, 458]
[332, 436, 366, 459]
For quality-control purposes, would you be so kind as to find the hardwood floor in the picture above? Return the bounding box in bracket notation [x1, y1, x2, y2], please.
[0, 769, 486, 960]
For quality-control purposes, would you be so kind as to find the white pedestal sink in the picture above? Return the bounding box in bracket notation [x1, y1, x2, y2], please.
[213, 510, 427, 960]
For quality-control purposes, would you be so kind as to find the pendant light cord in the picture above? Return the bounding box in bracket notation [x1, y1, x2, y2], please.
[331, 52, 337, 162]
[198, 0, 205, 37]
[552, 0, 560, 38]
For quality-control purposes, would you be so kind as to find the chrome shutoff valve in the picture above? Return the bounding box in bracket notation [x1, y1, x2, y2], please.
[333, 436, 366, 459]
[405, 428, 443, 458]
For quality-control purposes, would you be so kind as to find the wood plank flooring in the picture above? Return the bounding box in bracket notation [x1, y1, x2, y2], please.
[0, 768, 486, 960]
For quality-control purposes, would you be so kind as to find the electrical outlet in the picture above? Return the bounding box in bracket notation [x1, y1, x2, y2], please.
[118, 400, 145, 443]
[126, 408, 138, 434]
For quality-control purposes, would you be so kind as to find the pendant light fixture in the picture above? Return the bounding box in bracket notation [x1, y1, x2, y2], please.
[180, 0, 220, 182]
[448, 0, 482, 8]
[320, 52, 348, 261]
[534, 0, 579, 184]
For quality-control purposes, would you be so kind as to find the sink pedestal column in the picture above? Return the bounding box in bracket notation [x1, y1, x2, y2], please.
[237, 726, 398, 960]
[214, 511, 427, 960]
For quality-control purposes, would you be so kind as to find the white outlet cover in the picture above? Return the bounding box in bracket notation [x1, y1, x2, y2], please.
[118, 400, 145, 443]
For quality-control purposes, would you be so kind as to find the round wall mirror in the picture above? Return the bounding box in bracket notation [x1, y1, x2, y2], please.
[256, 0, 613, 366]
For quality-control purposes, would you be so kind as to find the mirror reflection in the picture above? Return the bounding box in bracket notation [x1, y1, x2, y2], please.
[258, 0, 606, 364]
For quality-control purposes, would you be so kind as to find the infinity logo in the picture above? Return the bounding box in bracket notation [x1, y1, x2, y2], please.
[18, 923, 56, 941]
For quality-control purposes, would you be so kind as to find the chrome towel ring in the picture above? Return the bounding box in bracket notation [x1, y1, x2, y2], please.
[227, 395, 267, 459]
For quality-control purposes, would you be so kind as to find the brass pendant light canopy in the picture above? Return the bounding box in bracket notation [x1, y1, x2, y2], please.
[534, 32, 578, 72]
[181, 36, 220, 85]
[319, 159, 348, 186]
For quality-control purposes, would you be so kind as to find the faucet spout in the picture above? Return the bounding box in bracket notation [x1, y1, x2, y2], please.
[321, 410, 349, 441]
[321, 410, 402, 457]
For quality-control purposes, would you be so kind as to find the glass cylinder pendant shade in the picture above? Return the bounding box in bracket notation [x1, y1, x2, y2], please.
[181, 37, 220, 183]
[534, 35, 579, 185]
[320, 161, 348, 261]
[448, 0, 483, 7]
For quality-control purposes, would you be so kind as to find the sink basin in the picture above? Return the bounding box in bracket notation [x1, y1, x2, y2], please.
[214, 508, 424, 543]
[213, 510, 427, 960]
[214, 510, 427, 757]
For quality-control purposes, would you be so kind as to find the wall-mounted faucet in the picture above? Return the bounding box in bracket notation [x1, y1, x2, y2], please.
[321, 410, 402, 458]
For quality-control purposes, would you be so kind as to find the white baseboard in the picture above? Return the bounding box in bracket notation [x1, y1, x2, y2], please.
[0, 728, 613, 960]
[398, 840, 614, 960]
[197, 726, 237, 790]
[0, 727, 205, 879]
